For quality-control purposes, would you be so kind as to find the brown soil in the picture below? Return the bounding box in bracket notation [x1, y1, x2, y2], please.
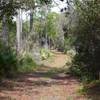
[0, 52, 87, 100]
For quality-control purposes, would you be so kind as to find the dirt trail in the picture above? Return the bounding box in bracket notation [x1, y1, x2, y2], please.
[42, 51, 71, 68]
[0, 52, 86, 100]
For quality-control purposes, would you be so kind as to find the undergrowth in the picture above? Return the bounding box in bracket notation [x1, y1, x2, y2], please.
[18, 53, 38, 73]
[0, 43, 17, 79]
[40, 48, 53, 60]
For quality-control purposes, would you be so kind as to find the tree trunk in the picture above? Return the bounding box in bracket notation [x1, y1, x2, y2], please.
[2, 15, 8, 45]
[16, 9, 22, 54]
[29, 9, 33, 32]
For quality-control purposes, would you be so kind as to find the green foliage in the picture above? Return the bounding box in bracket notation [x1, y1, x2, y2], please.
[47, 12, 58, 39]
[0, 40, 38, 78]
[39, 0, 52, 5]
[66, 96, 73, 100]
[0, 43, 17, 78]
[67, 65, 94, 83]
[64, 36, 75, 53]
[40, 48, 52, 60]
[64, 0, 100, 80]
[33, 20, 45, 35]
[18, 53, 38, 73]
[0, 0, 19, 19]
[76, 85, 88, 95]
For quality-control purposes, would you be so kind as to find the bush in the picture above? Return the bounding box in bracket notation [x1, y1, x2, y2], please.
[66, 54, 96, 83]
[64, 0, 100, 81]
[18, 53, 38, 73]
[0, 44, 17, 78]
[64, 35, 76, 52]
[40, 48, 52, 60]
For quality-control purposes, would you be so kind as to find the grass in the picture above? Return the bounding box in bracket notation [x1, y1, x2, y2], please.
[17, 54, 39, 73]
[66, 96, 73, 100]
[76, 85, 88, 95]
[40, 48, 53, 60]
[18, 62, 38, 73]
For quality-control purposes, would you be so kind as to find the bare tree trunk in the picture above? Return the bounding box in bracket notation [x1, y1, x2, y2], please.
[20, 9, 23, 50]
[44, 5, 48, 49]
[2, 15, 8, 45]
[29, 9, 33, 32]
[16, 9, 22, 54]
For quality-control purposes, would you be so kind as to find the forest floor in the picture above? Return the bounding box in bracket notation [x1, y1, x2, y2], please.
[0, 51, 99, 100]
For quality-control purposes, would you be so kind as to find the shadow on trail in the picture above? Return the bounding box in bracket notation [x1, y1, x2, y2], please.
[0, 66, 80, 93]
[0, 68, 99, 100]
[0, 66, 100, 100]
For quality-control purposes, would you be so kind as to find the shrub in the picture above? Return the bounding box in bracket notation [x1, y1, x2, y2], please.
[18, 53, 38, 73]
[67, 54, 96, 83]
[64, 0, 100, 81]
[0, 43, 17, 78]
[40, 48, 52, 60]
